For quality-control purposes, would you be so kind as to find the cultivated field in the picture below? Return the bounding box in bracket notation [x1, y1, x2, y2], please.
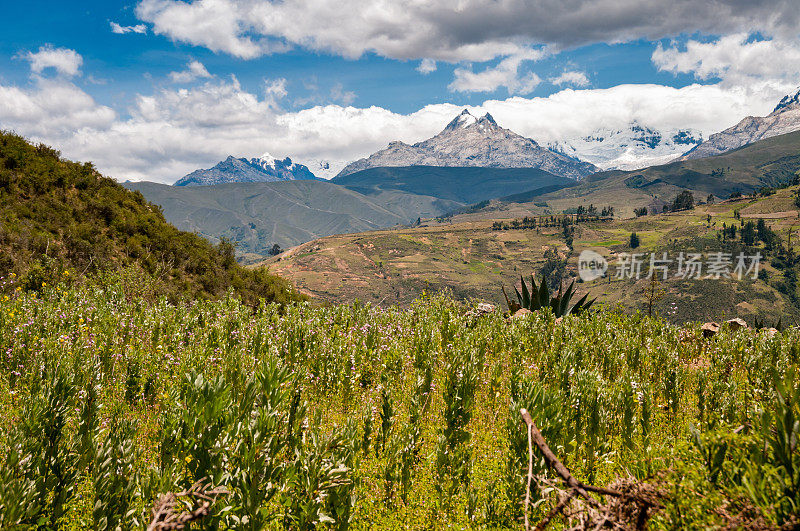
[2, 275, 800, 528]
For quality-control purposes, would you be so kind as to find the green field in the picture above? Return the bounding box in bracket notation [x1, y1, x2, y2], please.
[3, 275, 800, 528]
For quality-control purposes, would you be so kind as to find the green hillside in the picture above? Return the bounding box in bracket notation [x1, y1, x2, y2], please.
[332, 165, 575, 204]
[126, 180, 462, 260]
[268, 185, 800, 324]
[0, 132, 298, 305]
[487, 130, 800, 218]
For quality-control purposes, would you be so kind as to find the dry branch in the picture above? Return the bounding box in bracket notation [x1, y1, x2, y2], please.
[520, 408, 663, 530]
[147, 478, 228, 531]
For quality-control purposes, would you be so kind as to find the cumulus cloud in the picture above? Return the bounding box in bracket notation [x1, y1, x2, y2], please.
[110, 22, 147, 34]
[0, 78, 115, 138]
[168, 60, 213, 83]
[417, 59, 437, 75]
[653, 34, 800, 91]
[136, 0, 275, 59]
[550, 71, 590, 87]
[450, 49, 545, 94]
[133, 0, 800, 62]
[24, 46, 83, 77]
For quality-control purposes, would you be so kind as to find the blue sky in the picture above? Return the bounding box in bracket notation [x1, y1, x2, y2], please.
[0, 1, 798, 182]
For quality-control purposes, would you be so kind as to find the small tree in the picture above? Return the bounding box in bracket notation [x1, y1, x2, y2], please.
[643, 275, 665, 318]
[630, 232, 640, 249]
[671, 190, 695, 212]
[741, 221, 756, 246]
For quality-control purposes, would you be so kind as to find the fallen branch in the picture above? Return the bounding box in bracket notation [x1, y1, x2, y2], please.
[520, 408, 663, 530]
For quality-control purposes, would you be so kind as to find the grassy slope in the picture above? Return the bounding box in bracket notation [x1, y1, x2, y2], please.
[265, 186, 800, 323]
[0, 132, 298, 305]
[126, 180, 463, 259]
[484, 130, 800, 218]
[332, 165, 575, 204]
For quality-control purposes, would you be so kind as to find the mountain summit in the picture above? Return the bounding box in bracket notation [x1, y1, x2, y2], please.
[549, 122, 703, 171]
[679, 88, 800, 161]
[335, 109, 598, 180]
[174, 153, 320, 186]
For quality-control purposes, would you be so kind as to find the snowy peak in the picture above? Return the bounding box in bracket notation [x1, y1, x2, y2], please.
[773, 87, 800, 114]
[257, 152, 277, 168]
[549, 122, 704, 171]
[443, 110, 499, 134]
[250, 153, 296, 173]
[175, 153, 319, 186]
[335, 110, 598, 180]
[444, 109, 478, 130]
[479, 112, 497, 125]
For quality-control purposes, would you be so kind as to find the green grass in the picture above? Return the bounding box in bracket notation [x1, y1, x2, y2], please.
[3, 274, 800, 528]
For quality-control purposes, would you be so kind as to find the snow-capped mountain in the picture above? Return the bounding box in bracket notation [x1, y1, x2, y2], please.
[174, 153, 320, 186]
[336, 109, 598, 180]
[548, 123, 703, 171]
[679, 87, 800, 161]
[301, 158, 348, 180]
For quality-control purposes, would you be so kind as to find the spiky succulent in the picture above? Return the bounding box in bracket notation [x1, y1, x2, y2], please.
[503, 275, 595, 317]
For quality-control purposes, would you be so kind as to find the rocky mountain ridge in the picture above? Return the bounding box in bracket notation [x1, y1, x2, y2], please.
[335, 109, 598, 180]
[174, 153, 319, 186]
[679, 88, 800, 161]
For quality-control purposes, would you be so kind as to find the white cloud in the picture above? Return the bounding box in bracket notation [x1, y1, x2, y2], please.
[652, 34, 800, 90]
[449, 49, 545, 94]
[264, 78, 288, 101]
[550, 71, 590, 87]
[417, 59, 437, 75]
[136, 0, 273, 59]
[329, 83, 356, 105]
[110, 22, 147, 34]
[24, 46, 83, 77]
[168, 60, 213, 83]
[133, 0, 800, 62]
[0, 78, 116, 138]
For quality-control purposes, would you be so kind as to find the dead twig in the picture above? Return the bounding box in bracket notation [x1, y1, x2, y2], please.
[147, 478, 228, 531]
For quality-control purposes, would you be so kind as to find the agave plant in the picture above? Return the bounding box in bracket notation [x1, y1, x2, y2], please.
[502, 274, 595, 317]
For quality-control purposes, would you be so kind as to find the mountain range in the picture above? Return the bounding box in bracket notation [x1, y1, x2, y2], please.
[679, 87, 800, 161]
[174, 153, 320, 186]
[549, 123, 703, 171]
[122, 89, 800, 261]
[335, 109, 598, 180]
